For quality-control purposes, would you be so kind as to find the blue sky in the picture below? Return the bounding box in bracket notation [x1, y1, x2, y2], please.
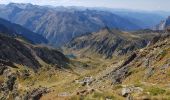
[0, 0, 170, 11]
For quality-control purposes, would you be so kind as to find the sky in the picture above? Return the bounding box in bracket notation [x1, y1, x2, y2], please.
[0, 0, 170, 11]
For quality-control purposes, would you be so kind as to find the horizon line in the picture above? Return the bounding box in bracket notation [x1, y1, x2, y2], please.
[0, 2, 170, 12]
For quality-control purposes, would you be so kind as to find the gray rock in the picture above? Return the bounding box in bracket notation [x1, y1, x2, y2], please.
[145, 67, 154, 79]
[121, 86, 143, 97]
[122, 87, 132, 97]
[75, 76, 94, 86]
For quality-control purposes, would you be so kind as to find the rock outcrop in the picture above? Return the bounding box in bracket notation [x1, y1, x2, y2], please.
[154, 16, 170, 31]
[24, 87, 49, 100]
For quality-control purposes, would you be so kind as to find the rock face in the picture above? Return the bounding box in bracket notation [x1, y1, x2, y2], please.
[65, 28, 160, 58]
[0, 34, 69, 70]
[24, 88, 49, 100]
[154, 16, 170, 30]
[111, 53, 137, 84]
[0, 3, 143, 46]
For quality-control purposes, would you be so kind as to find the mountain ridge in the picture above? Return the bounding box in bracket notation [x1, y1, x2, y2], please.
[64, 28, 162, 58]
[0, 3, 165, 46]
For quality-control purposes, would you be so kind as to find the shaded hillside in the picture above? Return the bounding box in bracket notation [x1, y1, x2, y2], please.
[33, 47, 69, 67]
[65, 28, 162, 58]
[0, 3, 142, 46]
[0, 34, 69, 70]
[0, 18, 47, 44]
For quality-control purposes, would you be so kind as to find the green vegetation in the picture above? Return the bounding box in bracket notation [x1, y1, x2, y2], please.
[147, 87, 166, 96]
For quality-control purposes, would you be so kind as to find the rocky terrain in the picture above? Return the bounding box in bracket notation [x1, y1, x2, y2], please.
[62, 32, 170, 100]
[0, 32, 72, 99]
[110, 33, 170, 99]
[64, 27, 163, 58]
[0, 24, 169, 100]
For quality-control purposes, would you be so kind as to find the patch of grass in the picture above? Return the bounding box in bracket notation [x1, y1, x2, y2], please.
[114, 85, 123, 90]
[166, 70, 170, 76]
[93, 92, 104, 98]
[69, 96, 81, 100]
[134, 82, 144, 87]
[147, 86, 166, 96]
[92, 92, 116, 100]
[166, 91, 170, 95]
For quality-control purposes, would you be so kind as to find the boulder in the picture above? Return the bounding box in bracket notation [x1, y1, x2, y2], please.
[122, 87, 132, 97]
[121, 86, 143, 97]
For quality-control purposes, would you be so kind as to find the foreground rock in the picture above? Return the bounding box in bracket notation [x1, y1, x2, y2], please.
[24, 87, 50, 100]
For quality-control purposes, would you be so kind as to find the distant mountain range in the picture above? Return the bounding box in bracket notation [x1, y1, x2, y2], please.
[0, 18, 47, 44]
[0, 3, 170, 100]
[0, 3, 167, 47]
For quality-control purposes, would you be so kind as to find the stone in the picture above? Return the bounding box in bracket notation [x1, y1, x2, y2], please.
[145, 67, 154, 79]
[122, 87, 132, 97]
[76, 76, 94, 86]
[121, 86, 143, 97]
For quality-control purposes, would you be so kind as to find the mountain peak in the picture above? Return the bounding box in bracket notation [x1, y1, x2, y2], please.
[7, 3, 33, 9]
